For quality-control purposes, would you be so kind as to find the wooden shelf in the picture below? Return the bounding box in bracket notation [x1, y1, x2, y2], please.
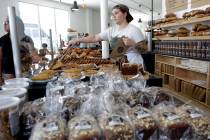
[156, 61, 175, 66]
[176, 76, 207, 89]
[164, 73, 174, 76]
[152, 37, 178, 41]
[153, 36, 210, 41]
[153, 16, 210, 29]
[176, 65, 207, 75]
[179, 36, 210, 40]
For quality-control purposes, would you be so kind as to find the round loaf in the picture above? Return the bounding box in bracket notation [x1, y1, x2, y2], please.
[165, 13, 176, 18]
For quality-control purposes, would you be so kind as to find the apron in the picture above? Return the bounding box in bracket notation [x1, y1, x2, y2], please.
[110, 37, 144, 68]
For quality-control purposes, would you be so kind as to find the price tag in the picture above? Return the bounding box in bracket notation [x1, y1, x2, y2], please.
[134, 110, 151, 119]
[108, 116, 124, 126]
[163, 112, 180, 121]
[75, 120, 92, 130]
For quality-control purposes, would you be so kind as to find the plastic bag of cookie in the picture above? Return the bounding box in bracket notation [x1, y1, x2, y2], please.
[30, 115, 66, 140]
[152, 104, 189, 140]
[176, 105, 210, 139]
[20, 98, 47, 139]
[60, 96, 82, 122]
[68, 114, 101, 140]
[143, 87, 173, 106]
[98, 113, 134, 140]
[79, 92, 107, 118]
[128, 106, 157, 140]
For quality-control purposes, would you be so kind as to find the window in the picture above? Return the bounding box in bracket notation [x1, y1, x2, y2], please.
[19, 2, 41, 50]
[19, 2, 69, 51]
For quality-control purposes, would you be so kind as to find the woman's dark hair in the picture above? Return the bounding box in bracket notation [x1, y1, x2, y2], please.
[112, 4, 133, 23]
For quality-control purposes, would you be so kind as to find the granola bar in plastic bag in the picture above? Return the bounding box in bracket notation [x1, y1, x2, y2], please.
[128, 106, 157, 140]
[68, 114, 101, 140]
[152, 103, 189, 140]
[30, 115, 66, 140]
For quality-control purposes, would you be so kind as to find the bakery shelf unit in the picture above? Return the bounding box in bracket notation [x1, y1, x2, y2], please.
[153, 15, 210, 29]
[153, 36, 210, 41]
[155, 54, 210, 107]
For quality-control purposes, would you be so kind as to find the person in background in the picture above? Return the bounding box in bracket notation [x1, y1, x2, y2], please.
[0, 17, 15, 84]
[68, 4, 144, 66]
[39, 43, 52, 61]
[0, 16, 35, 84]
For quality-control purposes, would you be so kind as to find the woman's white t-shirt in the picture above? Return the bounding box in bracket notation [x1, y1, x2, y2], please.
[99, 24, 144, 65]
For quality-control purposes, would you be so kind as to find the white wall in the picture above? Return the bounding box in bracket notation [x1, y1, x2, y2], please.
[162, 0, 210, 18]
[0, 0, 101, 37]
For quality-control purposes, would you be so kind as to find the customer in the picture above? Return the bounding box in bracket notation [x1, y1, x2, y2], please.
[39, 43, 52, 60]
[0, 17, 15, 84]
[68, 4, 144, 66]
[0, 16, 34, 84]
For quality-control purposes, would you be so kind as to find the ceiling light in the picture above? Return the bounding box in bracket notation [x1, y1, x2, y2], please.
[71, 1, 79, 11]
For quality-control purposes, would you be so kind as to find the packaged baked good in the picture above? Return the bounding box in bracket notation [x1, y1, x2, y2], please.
[121, 63, 140, 75]
[20, 98, 47, 139]
[0, 97, 20, 140]
[128, 106, 157, 140]
[61, 96, 81, 121]
[176, 105, 210, 139]
[144, 87, 172, 106]
[99, 113, 134, 140]
[30, 115, 66, 140]
[68, 115, 101, 140]
[153, 104, 189, 140]
[126, 91, 142, 108]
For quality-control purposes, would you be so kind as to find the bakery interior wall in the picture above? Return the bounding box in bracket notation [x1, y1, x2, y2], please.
[0, 0, 102, 37]
[162, 0, 210, 18]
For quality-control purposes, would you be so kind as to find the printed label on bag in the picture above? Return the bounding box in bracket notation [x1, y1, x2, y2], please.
[44, 122, 59, 132]
[186, 109, 202, 118]
[163, 112, 180, 121]
[9, 107, 20, 136]
[134, 110, 151, 119]
[75, 120, 92, 130]
[108, 116, 124, 126]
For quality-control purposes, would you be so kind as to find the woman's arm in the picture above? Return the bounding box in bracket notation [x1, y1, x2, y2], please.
[68, 34, 103, 46]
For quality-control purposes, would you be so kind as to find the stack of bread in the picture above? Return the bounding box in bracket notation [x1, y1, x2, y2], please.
[164, 13, 178, 24]
[155, 13, 177, 26]
[183, 10, 206, 19]
[154, 29, 168, 37]
[167, 29, 177, 37]
[191, 24, 210, 36]
[176, 27, 190, 37]
[206, 7, 210, 16]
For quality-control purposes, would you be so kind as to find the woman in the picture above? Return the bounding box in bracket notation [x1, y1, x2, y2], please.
[68, 4, 144, 66]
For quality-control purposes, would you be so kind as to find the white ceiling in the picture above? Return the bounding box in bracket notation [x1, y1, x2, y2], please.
[52, 0, 162, 15]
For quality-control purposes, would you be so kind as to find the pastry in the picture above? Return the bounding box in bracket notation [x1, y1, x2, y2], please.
[30, 116, 66, 140]
[68, 115, 101, 140]
[99, 114, 134, 140]
[128, 106, 157, 140]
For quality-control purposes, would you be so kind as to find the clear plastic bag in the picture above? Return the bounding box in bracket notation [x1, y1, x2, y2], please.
[68, 115, 101, 140]
[152, 103, 189, 140]
[98, 113, 134, 140]
[176, 105, 210, 139]
[64, 82, 91, 97]
[61, 96, 82, 122]
[143, 87, 173, 106]
[20, 98, 47, 139]
[128, 106, 157, 140]
[30, 115, 66, 140]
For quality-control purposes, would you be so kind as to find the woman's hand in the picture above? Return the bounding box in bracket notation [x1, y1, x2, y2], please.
[122, 37, 136, 47]
[68, 38, 80, 47]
